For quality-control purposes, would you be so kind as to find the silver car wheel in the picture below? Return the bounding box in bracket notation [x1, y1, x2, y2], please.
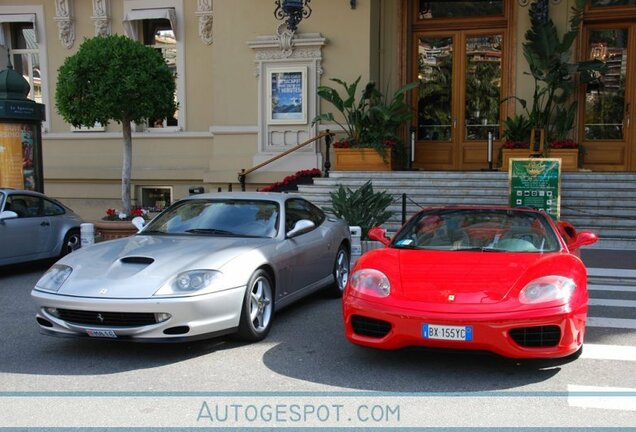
[249, 276, 273, 332]
[335, 248, 349, 291]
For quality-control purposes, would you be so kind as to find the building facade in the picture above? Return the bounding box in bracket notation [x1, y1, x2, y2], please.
[0, 0, 634, 219]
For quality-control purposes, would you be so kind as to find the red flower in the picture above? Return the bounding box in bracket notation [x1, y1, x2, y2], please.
[383, 139, 397, 147]
[106, 208, 117, 217]
[333, 140, 351, 148]
[549, 139, 578, 149]
[502, 140, 530, 149]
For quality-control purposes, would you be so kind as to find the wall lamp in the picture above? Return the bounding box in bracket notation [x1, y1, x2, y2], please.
[274, 0, 312, 32]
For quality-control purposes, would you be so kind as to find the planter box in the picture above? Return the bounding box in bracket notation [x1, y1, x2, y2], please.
[94, 220, 138, 241]
[547, 149, 579, 171]
[334, 148, 394, 171]
[501, 149, 579, 171]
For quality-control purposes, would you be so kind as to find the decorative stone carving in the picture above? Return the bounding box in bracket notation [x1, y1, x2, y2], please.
[54, 0, 75, 49]
[92, 0, 111, 36]
[276, 24, 295, 58]
[248, 32, 326, 167]
[196, 0, 214, 45]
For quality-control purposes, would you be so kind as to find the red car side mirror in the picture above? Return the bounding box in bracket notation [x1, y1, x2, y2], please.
[569, 231, 598, 251]
[368, 227, 390, 247]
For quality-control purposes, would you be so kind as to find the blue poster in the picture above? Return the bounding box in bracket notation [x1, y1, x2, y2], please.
[270, 71, 304, 121]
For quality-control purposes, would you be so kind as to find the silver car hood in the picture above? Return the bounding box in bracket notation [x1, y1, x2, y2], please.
[55, 234, 270, 299]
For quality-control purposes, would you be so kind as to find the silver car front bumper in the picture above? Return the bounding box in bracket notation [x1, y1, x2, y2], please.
[31, 286, 246, 342]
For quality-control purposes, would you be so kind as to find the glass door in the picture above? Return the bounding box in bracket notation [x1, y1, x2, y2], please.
[414, 31, 504, 170]
[581, 24, 635, 171]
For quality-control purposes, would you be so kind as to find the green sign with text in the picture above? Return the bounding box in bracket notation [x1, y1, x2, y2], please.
[509, 158, 561, 220]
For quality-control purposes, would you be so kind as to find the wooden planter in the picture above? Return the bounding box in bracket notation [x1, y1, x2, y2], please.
[94, 220, 138, 241]
[547, 149, 579, 171]
[501, 149, 579, 171]
[333, 148, 394, 171]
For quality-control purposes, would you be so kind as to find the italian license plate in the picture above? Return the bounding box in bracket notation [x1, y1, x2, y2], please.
[86, 329, 117, 338]
[422, 324, 473, 342]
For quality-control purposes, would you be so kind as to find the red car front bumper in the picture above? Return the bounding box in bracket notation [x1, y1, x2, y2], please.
[343, 295, 587, 359]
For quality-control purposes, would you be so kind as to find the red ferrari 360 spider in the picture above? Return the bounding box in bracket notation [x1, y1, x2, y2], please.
[343, 206, 598, 359]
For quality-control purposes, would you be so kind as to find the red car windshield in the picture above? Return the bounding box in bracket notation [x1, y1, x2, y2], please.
[392, 209, 561, 252]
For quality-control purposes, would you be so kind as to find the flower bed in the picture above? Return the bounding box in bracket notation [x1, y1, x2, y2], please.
[259, 168, 322, 192]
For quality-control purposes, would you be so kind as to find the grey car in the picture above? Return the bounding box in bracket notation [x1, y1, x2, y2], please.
[31, 192, 351, 342]
[0, 189, 83, 266]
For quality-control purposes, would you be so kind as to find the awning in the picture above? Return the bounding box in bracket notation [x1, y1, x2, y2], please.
[0, 14, 38, 46]
[123, 8, 176, 41]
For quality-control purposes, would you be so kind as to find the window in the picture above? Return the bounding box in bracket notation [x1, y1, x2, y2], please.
[285, 199, 324, 232]
[143, 19, 177, 128]
[140, 186, 172, 211]
[0, 16, 40, 103]
[123, 1, 184, 131]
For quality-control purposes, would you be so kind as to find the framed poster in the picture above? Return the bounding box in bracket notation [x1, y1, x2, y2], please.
[508, 158, 561, 220]
[267, 67, 307, 124]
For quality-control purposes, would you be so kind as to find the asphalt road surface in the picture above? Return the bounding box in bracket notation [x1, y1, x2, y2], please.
[0, 258, 634, 429]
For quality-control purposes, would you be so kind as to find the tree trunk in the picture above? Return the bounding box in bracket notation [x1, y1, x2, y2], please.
[122, 120, 133, 216]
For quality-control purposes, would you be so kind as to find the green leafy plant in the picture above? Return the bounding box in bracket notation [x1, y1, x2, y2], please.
[312, 76, 417, 162]
[56, 35, 177, 215]
[504, 0, 605, 145]
[323, 180, 393, 240]
[502, 114, 533, 146]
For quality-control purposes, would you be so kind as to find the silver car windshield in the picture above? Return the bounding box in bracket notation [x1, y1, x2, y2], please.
[392, 209, 561, 253]
[143, 199, 280, 238]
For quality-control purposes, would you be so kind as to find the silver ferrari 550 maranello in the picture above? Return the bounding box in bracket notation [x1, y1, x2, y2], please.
[31, 192, 351, 342]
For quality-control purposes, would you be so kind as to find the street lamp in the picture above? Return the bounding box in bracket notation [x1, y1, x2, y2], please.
[274, 0, 312, 32]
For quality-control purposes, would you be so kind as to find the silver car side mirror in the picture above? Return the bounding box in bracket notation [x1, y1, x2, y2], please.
[131, 216, 146, 232]
[287, 219, 315, 238]
[0, 210, 18, 222]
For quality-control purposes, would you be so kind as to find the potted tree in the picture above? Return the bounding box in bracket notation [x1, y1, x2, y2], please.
[313, 76, 417, 171]
[56, 35, 177, 239]
[502, 0, 604, 171]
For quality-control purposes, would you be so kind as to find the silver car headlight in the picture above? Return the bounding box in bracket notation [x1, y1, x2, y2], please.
[154, 270, 223, 297]
[349, 268, 391, 298]
[35, 265, 73, 292]
[519, 275, 576, 305]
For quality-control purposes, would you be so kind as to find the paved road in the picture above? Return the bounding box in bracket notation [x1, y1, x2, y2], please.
[0, 258, 634, 429]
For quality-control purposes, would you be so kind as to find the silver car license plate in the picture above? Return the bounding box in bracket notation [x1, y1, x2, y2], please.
[86, 329, 117, 338]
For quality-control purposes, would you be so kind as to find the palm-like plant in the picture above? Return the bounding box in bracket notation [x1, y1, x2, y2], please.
[506, 0, 605, 143]
[313, 76, 417, 160]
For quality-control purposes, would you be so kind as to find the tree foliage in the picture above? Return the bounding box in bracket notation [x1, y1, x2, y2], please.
[55, 35, 177, 214]
[56, 34, 176, 127]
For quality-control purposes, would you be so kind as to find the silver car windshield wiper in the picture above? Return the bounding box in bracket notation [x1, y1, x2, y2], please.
[185, 228, 237, 236]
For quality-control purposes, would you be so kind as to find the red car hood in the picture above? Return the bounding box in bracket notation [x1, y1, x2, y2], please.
[395, 249, 552, 305]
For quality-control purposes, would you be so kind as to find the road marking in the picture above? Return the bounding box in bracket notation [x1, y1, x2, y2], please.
[581, 343, 636, 361]
[587, 317, 636, 330]
[588, 284, 636, 293]
[588, 268, 636, 278]
[589, 298, 636, 308]
[568, 385, 636, 411]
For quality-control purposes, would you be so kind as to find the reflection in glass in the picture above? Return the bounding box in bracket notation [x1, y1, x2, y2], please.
[585, 29, 627, 140]
[417, 37, 452, 141]
[418, 0, 503, 19]
[465, 35, 502, 140]
[591, 0, 636, 6]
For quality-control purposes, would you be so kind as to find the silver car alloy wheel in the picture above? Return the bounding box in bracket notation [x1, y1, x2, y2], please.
[335, 248, 349, 291]
[249, 275, 273, 332]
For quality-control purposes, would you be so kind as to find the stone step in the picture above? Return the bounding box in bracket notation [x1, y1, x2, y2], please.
[301, 171, 636, 250]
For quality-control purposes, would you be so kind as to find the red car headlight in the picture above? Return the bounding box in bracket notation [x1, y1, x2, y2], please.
[349, 268, 391, 298]
[519, 275, 576, 304]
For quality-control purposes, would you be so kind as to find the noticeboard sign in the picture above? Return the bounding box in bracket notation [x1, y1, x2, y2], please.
[0, 122, 42, 191]
[508, 158, 561, 220]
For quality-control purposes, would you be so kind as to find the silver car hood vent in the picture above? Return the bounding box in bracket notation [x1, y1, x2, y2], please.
[120, 256, 155, 265]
